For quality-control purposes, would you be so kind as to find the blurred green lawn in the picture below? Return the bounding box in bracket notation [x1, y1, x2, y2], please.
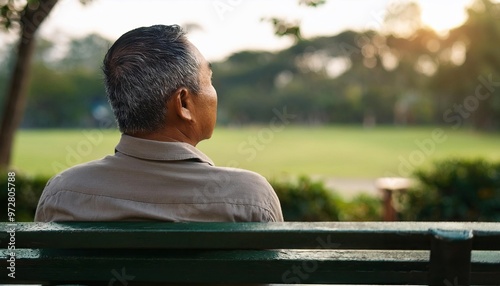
[11, 125, 500, 178]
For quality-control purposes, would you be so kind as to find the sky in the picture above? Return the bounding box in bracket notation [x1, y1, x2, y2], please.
[3, 0, 478, 61]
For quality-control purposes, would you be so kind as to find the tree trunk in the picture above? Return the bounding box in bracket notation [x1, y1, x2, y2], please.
[0, 0, 59, 170]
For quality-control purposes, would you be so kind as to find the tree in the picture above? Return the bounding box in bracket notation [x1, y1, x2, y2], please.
[433, 0, 500, 130]
[0, 0, 59, 169]
[0, 0, 90, 169]
[57, 33, 111, 71]
[264, 0, 326, 42]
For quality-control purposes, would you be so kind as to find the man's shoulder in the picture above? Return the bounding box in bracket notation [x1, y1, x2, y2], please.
[207, 165, 283, 221]
[59, 156, 105, 173]
[212, 165, 272, 188]
[46, 156, 114, 188]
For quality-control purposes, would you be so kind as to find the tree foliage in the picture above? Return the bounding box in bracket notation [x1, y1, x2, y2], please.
[3, 0, 500, 132]
[214, 0, 500, 129]
[19, 33, 112, 128]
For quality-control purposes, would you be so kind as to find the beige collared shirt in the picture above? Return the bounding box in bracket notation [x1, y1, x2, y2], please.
[35, 135, 283, 222]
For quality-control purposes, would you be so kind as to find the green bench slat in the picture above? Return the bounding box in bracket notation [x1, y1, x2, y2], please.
[0, 249, 429, 284]
[1, 249, 498, 284]
[2, 222, 500, 250]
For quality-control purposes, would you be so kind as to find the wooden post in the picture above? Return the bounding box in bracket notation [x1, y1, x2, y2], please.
[429, 229, 473, 286]
[381, 188, 397, 221]
[375, 177, 412, 221]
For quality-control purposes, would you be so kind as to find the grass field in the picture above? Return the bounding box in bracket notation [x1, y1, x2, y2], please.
[11, 125, 500, 179]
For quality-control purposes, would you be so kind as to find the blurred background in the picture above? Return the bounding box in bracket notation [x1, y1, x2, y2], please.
[1, 0, 499, 222]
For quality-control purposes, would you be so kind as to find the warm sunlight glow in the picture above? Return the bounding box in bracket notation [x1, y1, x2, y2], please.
[418, 1, 470, 34]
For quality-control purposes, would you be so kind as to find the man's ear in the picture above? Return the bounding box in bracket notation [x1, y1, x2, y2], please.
[169, 88, 193, 121]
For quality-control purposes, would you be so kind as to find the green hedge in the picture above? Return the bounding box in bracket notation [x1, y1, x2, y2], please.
[0, 172, 49, 222]
[270, 176, 382, 221]
[337, 193, 382, 221]
[270, 176, 342, 221]
[399, 158, 500, 221]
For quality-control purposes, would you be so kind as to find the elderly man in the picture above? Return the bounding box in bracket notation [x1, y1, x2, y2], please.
[35, 25, 283, 222]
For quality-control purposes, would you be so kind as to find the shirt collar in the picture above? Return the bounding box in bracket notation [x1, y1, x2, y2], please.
[115, 134, 214, 166]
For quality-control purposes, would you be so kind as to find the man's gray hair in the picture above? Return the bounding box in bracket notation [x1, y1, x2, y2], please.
[102, 24, 200, 134]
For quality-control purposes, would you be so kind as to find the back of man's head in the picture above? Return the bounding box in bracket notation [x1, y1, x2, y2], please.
[102, 25, 200, 134]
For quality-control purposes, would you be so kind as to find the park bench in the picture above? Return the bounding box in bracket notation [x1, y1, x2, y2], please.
[1, 221, 499, 285]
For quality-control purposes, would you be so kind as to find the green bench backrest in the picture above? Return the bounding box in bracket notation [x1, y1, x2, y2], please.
[1, 222, 499, 285]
